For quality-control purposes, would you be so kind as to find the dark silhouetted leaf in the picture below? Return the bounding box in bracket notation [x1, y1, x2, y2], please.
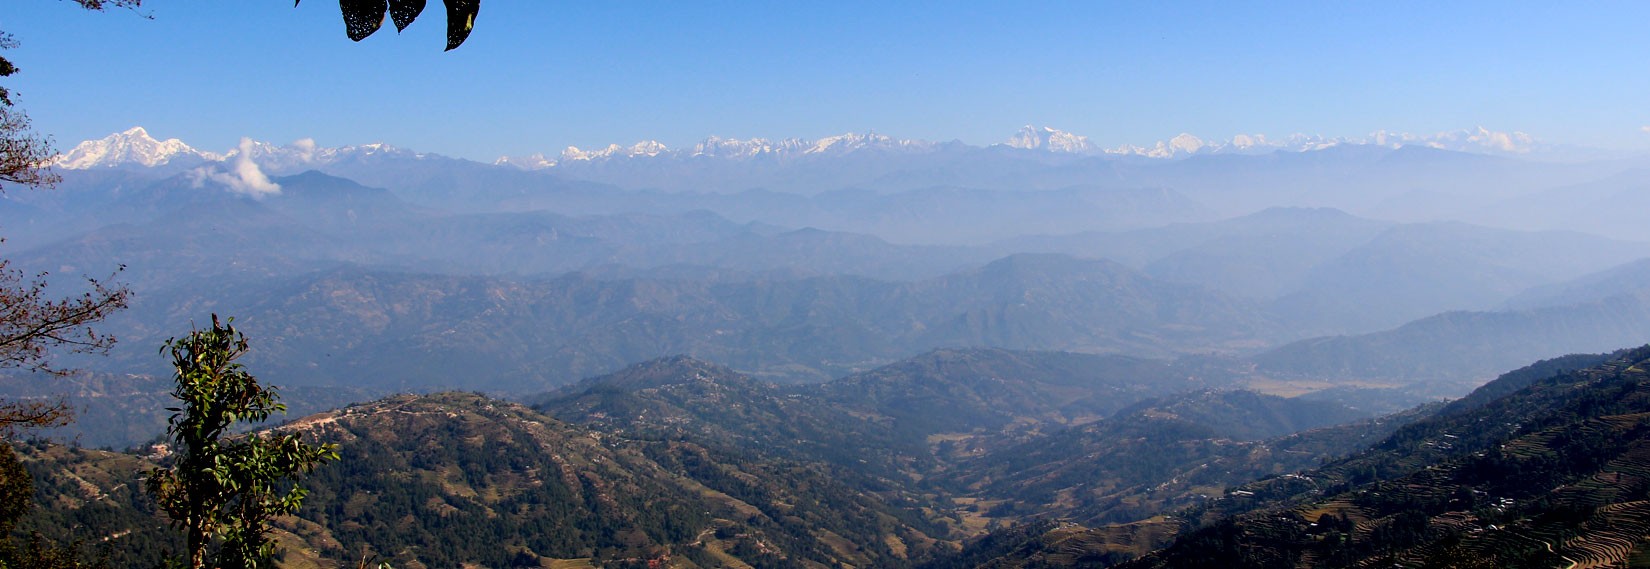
[339, 0, 388, 42]
[298, 0, 476, 49]
[443, 0, 479, 51]
[389, 0, 425, 32]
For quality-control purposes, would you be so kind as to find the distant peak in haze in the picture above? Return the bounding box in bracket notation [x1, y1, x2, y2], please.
[234, 139, 423, 172]
[1368, 126, 1538, 154]
[1006, 125, 1543, 158]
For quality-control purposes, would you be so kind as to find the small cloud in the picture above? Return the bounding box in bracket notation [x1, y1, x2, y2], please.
[292, 138, 317, 162]
[190, 138, 281, 198]
[1641, 126, 1650, 135]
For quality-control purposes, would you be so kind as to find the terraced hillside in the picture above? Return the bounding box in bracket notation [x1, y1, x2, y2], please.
[1103, 347, 1650, 568]
[13, 347, 1412, 568]
[17, 392, 966, 568]
[939, 391, 1427, 526]
[938, 348, 1650, 568]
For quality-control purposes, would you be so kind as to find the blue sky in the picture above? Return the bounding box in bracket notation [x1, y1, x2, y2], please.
[2, 1, 1648, 160]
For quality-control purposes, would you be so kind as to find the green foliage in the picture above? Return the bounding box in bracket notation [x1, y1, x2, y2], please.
[11, 443, 179, 568]
[145, 315, 337, 569]
[0, 446, 27, 538]
[0, 445, 113, 569]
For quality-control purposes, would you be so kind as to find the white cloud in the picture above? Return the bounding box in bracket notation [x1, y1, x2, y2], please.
[190, 138, 281, 198]
[291, 137, 318, 162]
[1641, 126, 1650, 135]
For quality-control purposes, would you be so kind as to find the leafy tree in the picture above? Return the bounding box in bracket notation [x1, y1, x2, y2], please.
[145, 315, 338, 569]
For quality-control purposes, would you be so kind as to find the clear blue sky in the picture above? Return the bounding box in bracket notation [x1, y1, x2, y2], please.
[2, 1, 1648, 160]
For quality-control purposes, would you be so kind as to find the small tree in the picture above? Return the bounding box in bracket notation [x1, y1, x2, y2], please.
[146, 315, 337, 569]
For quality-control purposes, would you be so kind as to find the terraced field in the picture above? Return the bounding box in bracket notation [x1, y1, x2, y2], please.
[1096, 347, 1650, 569]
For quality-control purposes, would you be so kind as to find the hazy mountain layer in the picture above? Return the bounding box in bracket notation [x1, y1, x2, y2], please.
[14, 252, 1270, 399]
[1256, 291, 1650, 383]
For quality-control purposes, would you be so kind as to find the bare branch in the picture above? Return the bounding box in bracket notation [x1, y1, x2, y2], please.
[0, 398, 72, 439]
[0, 258, 131, 375]
[0, 107, 60, 192]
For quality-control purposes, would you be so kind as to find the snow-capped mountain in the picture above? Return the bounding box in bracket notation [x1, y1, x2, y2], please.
[235, 140, 424, 173]
[1005, 126, 1321, 158]
[804, 132, 934, 154]
[1106, 133, 1210, 158]
[1006, 125, 1097, 153]
[493, 132, 937, 170]
[690, 135, 810, 158]
[559, 140, 670, 162]
[1368, 127, 1538, 155]
[493, 152, 557, 170]
[1009, 125, 1542, 158]
[52, 128, 429, 173]
[56, 124, 1554, 175]
[53, 127, 221, 169]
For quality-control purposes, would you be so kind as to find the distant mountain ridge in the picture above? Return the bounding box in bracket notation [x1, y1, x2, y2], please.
[54, 124, 1557, 174]
[45, 125, 1638, 242]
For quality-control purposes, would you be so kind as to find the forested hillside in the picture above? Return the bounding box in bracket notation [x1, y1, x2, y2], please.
[962, 347, 1650, 568]
[9, 346, 1461, 568]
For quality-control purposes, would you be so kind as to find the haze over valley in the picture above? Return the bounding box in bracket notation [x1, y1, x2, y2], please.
[7, 2, 1650, 567]
[6, 124, 1650, 449]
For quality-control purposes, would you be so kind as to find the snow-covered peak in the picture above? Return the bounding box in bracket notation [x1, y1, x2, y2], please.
[1006, 125, 1097, 153]
[559, 140, 671, 162]
[1367, 127, 1537, 154]
[494, 132, 933, 168]
[54, 128, 440, 174]
[1097, 128, 1542, 158]
[234, 139, 316, 171]
[1228, 133, 1264, 149]
[54, 126, 221, 169]
[59, 124, 1555, 177]
[806, 132, 932, 154]
[690, 136, 809, 158]
[495, 152, 557, 170]
[1168, 133, 1205, 154]
[1105, 133, 1209, 158]
[226, 139, 422, 173]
